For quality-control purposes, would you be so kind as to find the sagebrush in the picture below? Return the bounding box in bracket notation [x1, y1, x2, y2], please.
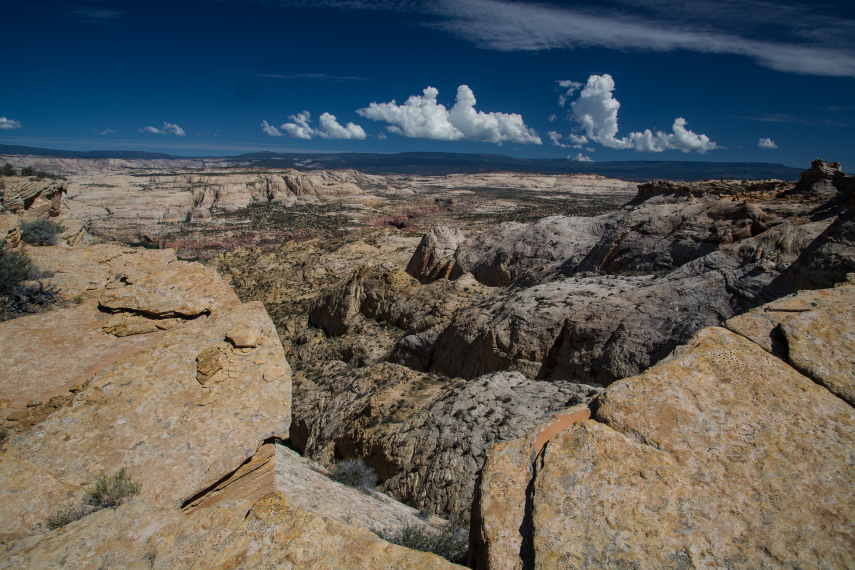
[329, 458, 378, 493]
[21, 219, 65, 246]
[378, 515, 468, 564]
[46, 468, 141, 530]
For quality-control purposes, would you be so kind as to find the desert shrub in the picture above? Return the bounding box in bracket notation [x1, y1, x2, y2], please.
[0, 249, 34, 294]
[85, 467, 141, 509]
[378, 516, 468, 564]
[20, 166, 34, 177]
[329, 458, 378, 493]
[0, 426, 8, 442]
[1, 163, 15, 177]
[21, 219, 65, 246]
[46, 504, 91, 530]
[47, 468, 140, 530]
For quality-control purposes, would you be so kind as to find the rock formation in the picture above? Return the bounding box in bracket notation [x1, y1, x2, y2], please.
[291, 362, 600, 518]
[471, 279, 855, 569]
[0, 241, 461, 567]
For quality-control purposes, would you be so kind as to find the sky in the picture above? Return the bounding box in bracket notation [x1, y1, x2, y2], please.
[1, 0, 854, 168]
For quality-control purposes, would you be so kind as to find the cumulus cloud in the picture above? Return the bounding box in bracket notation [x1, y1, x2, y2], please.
[548, 130, 589, 148]
[557, 80, 583, 107]
[569, 152, 593, 162]
[564, 74, 717, 153]
[262, 112, 366, 140]
[141, 122, 186, 136]
[357, 85, 541, 144]
[758, 137, 778, 149]
[0, 117, 22, 130]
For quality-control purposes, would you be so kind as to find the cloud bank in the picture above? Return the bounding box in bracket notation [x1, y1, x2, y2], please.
[437, 0, 855, 78]
[758, 137, 778, 149]
[564, 74, 717, 153]
[262, 112, 367, 140]
[0, 117, 22, 130]
[357, 85, 541, 144]
[141, 122, 186, 136]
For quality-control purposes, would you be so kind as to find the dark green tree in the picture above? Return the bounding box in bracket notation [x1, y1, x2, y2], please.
[1, 163, 16, 176]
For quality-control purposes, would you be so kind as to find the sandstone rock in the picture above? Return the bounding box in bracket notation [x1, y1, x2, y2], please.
[0, 453, 462, 568]
[99, 260, 238, 317]
[0, 215, 20, 251]
[405, 226, 465, 284]
[726, 278, 855, 405]
[292, 363, 600, 518]
[787, 158, 849, 198]
[226, 322, 261, 347]
[0, 179, 65, 219]
[5, 410, 29, 421]
[0, 246, 290, 542]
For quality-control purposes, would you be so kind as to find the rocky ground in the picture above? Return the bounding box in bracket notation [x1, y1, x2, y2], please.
[1, 158, 854, 567]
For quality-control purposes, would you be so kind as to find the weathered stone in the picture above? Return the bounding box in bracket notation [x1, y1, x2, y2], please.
[0, 246, 291, 542]
[528, 326, 855, 569]
[405, 226, 465, 284]
[226, 322, 261, 347]
[5, 410, 29, 421]
[726, 278, 855, 405]
[0, 214, 21, 251]
[196, 344, 226, 384]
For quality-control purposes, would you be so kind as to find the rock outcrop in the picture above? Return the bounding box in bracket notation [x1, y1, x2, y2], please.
[786, 158, 854, 199]
[405, 226, 465, 284]
[291, 362, 600, 518]
[470, 280, 855, 569]
[0, 242, 460, 567]
[400, 190, 833, 383]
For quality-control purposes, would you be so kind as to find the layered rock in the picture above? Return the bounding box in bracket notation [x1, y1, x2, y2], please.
[291, 362, 600, 518]
[786, 158, 854, 199]
[471, 281, 855, 569]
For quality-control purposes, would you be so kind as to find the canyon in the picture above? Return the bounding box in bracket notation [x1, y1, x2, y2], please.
[0, 155, 853, 567]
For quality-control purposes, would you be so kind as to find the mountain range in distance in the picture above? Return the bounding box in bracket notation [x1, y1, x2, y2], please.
[0, 144, 804, 181]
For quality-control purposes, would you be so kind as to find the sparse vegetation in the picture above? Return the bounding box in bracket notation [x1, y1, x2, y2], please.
[0, 426, 8, 442]
[378, 515, 468, 564]
[329, 458, 378, 493]
[46, 468, 140, 530]
[21, 219, 66, 246]
[1, 163, 16, 177]
[1, 248, 61, 320]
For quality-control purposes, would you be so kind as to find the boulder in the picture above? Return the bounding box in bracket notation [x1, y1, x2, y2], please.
[405, 226, 465, 284]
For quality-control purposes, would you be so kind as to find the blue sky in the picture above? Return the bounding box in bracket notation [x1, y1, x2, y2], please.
[1, 0, 854, 167]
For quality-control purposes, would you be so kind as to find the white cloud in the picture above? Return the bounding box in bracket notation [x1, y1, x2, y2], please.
[264, 112, 366, 140]
[357, 85, 541, 144]
[557, 80, 583, 107]
[97, 129, 116, 135]
[0, 117, 22, 130]
[547, 131, 588, 149]
[261, 120, 283, 136]
[141, 122, 186, 136]
[565, 74, 717, 153]
[436, 0, 855, 78]
[569, 152, 593, 162]
[758, 137, 778, 149]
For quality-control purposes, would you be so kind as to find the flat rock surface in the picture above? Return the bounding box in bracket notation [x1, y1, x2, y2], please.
[0, 300, 163, 408]
[0, 246, 291, 543]
[530, 326, 855, 569]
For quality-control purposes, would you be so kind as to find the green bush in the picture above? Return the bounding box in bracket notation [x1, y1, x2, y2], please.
[21, 219, 66, 246]
[329, 458, 378, 493]
[46, 468, 140, 530]
[1, 163, 15, 177]
[20, 166, 34, 177]
[0, 249, 34, 294]
[85, 467, 141, 509]
[378, 516, 468, 564]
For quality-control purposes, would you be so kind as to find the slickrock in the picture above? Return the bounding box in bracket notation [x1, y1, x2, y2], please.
[0, 492, 461, 569]
[786, 158, 853, 198]
[405, 225, 465, 284]
[726, 277, 855, 405]
[292, 363, 600, 517]
[0, 178, 65, 219]
[473, 283, 855, 569]
[0, 245, 290, 543]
